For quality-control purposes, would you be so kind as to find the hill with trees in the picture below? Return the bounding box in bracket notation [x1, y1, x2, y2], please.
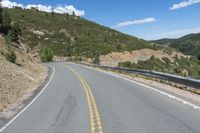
[153, 33, 200, 60]
[1, 6, 200, 79]
[5, 7, 160, 59]
[0, 2, 47, 111]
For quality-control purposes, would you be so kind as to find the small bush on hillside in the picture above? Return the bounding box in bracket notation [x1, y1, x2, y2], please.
[0, 50, 4, 56]
[164, 48, 173, 55]
[6, 23, 21, 43]
[5, 49, 16, 63]
[93, 52, 100, 64]
[197, 55, 200, 61]
[118, 61, 136, 68]
[74, 56, 82, 61]
[39, 46, 54, 62]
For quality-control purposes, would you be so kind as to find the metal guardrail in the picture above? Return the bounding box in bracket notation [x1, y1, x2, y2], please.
[77, 62, 200, 89]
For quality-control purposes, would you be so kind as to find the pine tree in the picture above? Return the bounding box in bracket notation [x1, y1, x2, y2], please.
[93, 52, 100, 64]
[72, 11, 76, 16]
[39, 46, 54, 62]
[0, 0, 3, 31]
[3, 11, 11, 27]
[117, 43, 121, 50]
[2, 11, 12, 34]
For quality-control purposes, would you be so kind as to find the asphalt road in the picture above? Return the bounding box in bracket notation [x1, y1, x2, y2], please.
[1, 62, 200, 133]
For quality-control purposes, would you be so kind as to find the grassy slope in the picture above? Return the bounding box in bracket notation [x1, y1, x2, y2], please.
[153, 33, 200, 59]
[6, 8, 160, 58]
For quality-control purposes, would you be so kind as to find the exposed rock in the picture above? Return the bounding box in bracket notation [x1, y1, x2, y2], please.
[100, 48, 187, 67]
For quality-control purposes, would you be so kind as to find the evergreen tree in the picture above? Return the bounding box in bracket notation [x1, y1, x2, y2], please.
[197, 54, 200, 61]
[117, 43, 121, 50]
[0, 0, 3, 31]
[39, 46, 54, 62]
[72, 11, 76, 16]
[6, 23, 21, 43]
[5, 48, 16, 63]
[2, 11, 12, 34]
[93, 52, 100, 64]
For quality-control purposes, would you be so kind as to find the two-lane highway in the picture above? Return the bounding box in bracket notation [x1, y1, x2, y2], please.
[1, 62, 200, 133]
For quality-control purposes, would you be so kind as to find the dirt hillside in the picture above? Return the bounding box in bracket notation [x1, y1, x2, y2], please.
[0, 37, 47, 112]
[100, 48, 187, 66]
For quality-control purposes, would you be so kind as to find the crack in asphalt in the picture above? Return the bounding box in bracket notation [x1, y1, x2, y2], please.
[47, 95, 76, 133]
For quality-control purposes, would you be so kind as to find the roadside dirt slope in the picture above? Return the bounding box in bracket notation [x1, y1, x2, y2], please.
[100, 48, 187, 66]
[0, 37, 47, 112]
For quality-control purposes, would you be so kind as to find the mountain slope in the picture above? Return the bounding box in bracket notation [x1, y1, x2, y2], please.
[152, 38, 176, 46]
[153, 33, 200, 59]
[6, 7, 160, 58]
[0, 37, 47, 111]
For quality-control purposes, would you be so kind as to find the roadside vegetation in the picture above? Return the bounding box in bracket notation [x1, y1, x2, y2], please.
[0, 3, 20, 63]
[0, 2, 48, 112]
[118, 56, 200, 79]
[39, 46, 54, 62]
[5, 46, 16, 63]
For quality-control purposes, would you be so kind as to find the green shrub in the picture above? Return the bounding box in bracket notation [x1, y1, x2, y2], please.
[197, 55, 200, 61]
[118, 61, 136, 68]
[93, 52, 100, 64]
[5, 49, 16, 63]
[39, 46, 54, 62]
[6, 23, 21, 43]
[1, 11, 12, 34]
[0, 50, 4, 56]
[164, 48, 173, 55]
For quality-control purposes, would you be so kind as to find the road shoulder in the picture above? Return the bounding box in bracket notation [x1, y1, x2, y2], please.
[0, 65, 54, 129]
[74, 62, 200, 108]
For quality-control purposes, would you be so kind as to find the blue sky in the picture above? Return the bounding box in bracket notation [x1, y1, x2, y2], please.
[2, 0, 200, 40]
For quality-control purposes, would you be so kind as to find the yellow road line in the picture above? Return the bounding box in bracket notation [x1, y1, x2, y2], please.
[63, 65, 104, 133]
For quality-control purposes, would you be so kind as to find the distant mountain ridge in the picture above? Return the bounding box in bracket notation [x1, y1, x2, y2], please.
[153, 33, 200, 60]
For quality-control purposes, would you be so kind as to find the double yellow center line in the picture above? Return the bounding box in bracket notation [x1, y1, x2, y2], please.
[64, 65, 104, 133]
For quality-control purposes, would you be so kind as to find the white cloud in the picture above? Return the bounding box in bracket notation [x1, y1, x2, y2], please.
[149, 27, 200, 40]
[26, 4, 52, 13]
[170, 0, 200, 10]
[1, 0, 24, 8]
[54, 5, 85, 16]
[1, 0, 85, 16]
[114, 17, 157, 28]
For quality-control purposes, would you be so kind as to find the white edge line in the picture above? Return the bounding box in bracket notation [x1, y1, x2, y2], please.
[72, 62, 200, 112]
[0, 66, 55, 133]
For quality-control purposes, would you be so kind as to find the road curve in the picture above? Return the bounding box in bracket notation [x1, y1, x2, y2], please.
[1, 62, 200, 133]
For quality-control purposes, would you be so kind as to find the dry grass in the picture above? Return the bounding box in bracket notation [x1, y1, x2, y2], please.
[0, 37, 47, 112]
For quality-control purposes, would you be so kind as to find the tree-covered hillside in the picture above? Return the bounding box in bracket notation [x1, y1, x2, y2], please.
[5, 7, 160, 58]
[153, 33, 200, 60]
